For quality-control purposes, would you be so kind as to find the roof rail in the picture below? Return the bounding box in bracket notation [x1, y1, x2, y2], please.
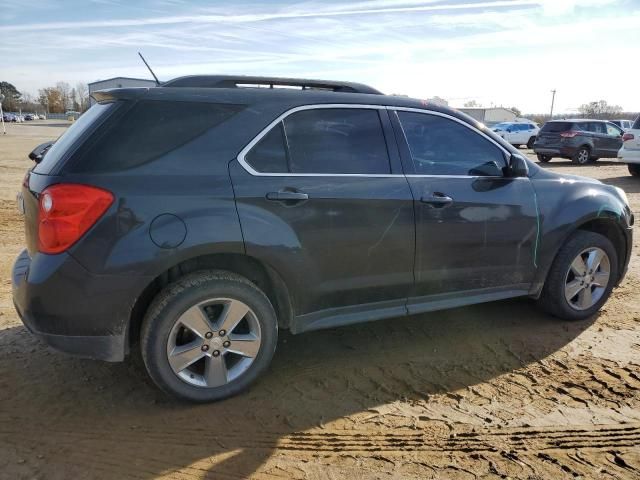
[162, 75, 382, 95]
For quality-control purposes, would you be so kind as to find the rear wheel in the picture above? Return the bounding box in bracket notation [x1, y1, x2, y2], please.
[537, 231, 618, 320]
[628, 164, 640, 177]
[537, 154, 552, 163]
[141, 270, 278, 402]
[527, 136, 536, 149]
[572, 146, 591, 165]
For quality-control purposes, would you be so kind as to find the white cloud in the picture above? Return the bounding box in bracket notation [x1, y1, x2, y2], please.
[2, 0, 639, 113]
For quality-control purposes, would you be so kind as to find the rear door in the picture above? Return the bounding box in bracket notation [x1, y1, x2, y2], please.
[390, 109, 538, 309]
[537, 121, 574, 148]
[229, 105, 415, 322]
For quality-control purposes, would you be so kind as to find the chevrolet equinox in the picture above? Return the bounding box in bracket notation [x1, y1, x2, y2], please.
[12, 76, 634, 402]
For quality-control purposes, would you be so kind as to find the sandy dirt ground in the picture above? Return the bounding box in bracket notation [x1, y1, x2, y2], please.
[0, 120, 639, 479]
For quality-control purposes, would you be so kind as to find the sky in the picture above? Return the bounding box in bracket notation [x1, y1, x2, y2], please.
[1, 0, 639, 114]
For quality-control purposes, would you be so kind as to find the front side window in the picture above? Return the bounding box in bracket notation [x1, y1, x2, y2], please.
[397, 111, 506, 176]
[606, 123, 623, 136]
[244, 108, 391, 174]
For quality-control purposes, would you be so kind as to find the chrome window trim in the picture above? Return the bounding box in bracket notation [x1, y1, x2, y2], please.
[389, 106, 512, 161]
[236, 103, 517, 179]
[237, 104, 395, 177]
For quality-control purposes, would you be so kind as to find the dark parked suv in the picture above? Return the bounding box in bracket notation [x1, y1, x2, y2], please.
[12, 76, 633, 402]
[533, 119, 624, 164]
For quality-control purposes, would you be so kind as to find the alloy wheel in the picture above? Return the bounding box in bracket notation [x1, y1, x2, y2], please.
[564, 247, 610, 311]
[166, 298, 262, 388]
[577, 149, 590, 164]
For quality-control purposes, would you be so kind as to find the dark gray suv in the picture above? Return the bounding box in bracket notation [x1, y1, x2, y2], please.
[533, 119, 624, 164]
[12, 76, 633, 402]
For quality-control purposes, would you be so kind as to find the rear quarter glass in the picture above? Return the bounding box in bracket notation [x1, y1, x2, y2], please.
[633, 116, 640, 130]
[32, 103, 115, 175]
[66, 100, 244, 173]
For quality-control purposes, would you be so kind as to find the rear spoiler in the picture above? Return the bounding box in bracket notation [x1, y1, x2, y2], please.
[28, 141, 54, 163]
[90, 88, 150, 104]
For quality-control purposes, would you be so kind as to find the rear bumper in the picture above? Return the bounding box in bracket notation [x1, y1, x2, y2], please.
[533, 145, 577, 157]
[617, 147, 640, 163]
[12, 249, 153, 362]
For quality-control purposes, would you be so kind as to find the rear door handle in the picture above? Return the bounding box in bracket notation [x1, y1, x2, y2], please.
[266, 191, 309, 202]
[420, 193, 453, 208]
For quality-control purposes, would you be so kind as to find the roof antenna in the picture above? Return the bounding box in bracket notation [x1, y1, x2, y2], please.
[138, 52, 160, 86]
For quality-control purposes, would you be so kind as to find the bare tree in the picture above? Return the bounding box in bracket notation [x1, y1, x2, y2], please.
[464, 100, 481, 108]
[75, 82, 89, 112]
[55, 81, 72, 111]
[578, 100, 623, 119]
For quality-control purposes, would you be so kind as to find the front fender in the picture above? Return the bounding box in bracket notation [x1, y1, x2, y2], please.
[530, 178, 631, 295]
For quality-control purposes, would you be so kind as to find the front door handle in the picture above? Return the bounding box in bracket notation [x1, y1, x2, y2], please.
[266, 190, 309, 202]
[420, 193, 453, 208]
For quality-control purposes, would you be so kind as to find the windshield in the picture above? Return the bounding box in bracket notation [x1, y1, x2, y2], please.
[33, 103, 114, 174]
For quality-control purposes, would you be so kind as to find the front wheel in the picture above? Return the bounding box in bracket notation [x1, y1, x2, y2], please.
[537, 231, 618, 320]
[537, 154, 552, 163]
[628, 164, 640, 177]
[572, 147, 591, 165]
[141, 270, 278, 402]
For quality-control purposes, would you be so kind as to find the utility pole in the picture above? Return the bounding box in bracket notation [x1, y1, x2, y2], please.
[549, 89, 556, 119]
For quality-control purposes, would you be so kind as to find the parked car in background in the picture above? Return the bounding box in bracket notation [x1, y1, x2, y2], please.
[24, 114, 35, 121]
[616, 116, 640, 176]
[533, 119, 624, 164]
[610, 119, 633, 131]
[12, 75, 633, 402]
[492, 121, 539, 148]
[2, 113, 15, 122]
[38, 114, 46, 120]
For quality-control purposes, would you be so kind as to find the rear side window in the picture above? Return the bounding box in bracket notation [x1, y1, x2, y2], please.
[69, 100, 243, 172]
[33, 103, 113, 174]
[541, 122, 573, 133]
[397, 111, 506, 176]
[244, 108, 391, 174]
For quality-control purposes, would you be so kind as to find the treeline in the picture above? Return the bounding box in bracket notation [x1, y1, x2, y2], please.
[1, 80, 90, 114]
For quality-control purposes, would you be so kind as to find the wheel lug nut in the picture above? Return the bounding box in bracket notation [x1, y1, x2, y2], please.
[212, 350, 220, 357]
[223, 341, 230, 348]
[219, 330, 226, 337]
[201, 344, 209, 352]
[205, 332, 213, 339]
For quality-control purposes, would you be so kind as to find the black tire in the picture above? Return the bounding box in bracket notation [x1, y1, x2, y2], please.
[513, 144, 521, 149]
[141, 270, 278, 402]
[572, 146, 591, 165]
[537, 154, 552, 163]
[628, 164, 640, 177]
[527, 136, 536, 149]
[537, 231, 618, 321]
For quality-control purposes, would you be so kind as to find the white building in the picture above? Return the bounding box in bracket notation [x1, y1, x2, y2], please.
[457, 107, 518, 126]
[88, 77, 157, 105]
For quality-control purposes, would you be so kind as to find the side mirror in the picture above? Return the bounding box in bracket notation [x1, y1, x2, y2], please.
[508, 154, 529, 177]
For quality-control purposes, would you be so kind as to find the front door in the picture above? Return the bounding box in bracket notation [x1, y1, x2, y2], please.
[230, 106, 415, 326]
[390, 109, 539, 308]
[604, 123, 624, 157]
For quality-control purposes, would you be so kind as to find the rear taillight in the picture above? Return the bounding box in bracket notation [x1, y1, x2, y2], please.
[622, 133, 635, 142]
[38, 184, 113, 254]
[560, 131, 579, 138]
